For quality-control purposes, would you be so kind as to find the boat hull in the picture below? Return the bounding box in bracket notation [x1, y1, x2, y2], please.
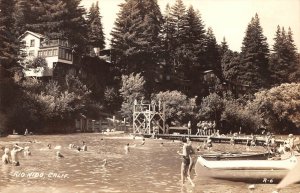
[202, 152, 271, 160]
[195, 155, 298, 183]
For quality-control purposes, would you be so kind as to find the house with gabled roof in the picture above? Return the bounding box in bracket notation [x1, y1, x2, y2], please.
[19, 31, 74, 77]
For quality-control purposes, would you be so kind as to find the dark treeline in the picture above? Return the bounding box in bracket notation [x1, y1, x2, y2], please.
[0, 0, 299, 135]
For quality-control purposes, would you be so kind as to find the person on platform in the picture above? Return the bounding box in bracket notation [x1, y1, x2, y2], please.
[187, 121, 191, 135]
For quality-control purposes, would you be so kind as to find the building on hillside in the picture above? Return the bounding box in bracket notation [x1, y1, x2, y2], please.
[19, 31, 74, 77]
[202, 70, 252, 97]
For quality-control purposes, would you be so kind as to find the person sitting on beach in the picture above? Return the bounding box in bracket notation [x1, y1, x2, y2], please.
[124, 143, 130, 154]
[2, 148, 10, 164]
[82, 141, 87, 151]
[11, 144, 24, 166]
[177, 137, 195, 187]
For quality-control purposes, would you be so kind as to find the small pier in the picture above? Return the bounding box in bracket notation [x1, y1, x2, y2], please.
[142, 133, 284, 146]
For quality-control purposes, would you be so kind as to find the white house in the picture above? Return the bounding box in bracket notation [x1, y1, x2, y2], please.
[20, 31, 74, 77]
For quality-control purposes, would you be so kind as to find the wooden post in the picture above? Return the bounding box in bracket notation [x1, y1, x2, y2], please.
[86, 119, 89, 132]
[113, 116, 116, 130]
[123, 118, 126, 131]
[80, 118, 83, 132]
[99, 119, 102, 132]
[92, 120, 95, 132]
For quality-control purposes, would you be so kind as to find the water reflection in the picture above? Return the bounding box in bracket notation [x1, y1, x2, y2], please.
[0, 134, 299, 193]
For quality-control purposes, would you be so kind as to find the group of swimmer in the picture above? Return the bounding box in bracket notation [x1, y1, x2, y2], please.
[1, 140, 90, 166]
[1, 144, 29, 166]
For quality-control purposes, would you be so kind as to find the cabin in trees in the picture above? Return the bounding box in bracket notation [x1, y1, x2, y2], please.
[203, 70, 251, 97]
[20, 31, 74, 77]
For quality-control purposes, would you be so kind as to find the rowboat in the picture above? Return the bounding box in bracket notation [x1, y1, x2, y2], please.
[201, 152, 271, 160]
[195, 155, 298, 183]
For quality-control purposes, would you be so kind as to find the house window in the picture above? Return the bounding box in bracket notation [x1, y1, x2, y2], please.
[68, 52, 72, 61]
[38, 51, 42, 56]
[48, 50, 52, 56]
[43, 50, 47, 56]
[30, 39, 35, 47]
[61, 48, 65, 59]
[53, 49, 58, 56]
[28, 50, 34, 57]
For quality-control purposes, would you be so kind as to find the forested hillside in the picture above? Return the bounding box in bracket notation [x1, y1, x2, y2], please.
[0, 0, 299, 134]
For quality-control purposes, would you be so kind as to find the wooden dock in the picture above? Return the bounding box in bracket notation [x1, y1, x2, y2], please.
[142, 134, 284, 146]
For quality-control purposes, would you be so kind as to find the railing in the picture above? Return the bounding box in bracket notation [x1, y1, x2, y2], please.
[40, 39, 71, 48]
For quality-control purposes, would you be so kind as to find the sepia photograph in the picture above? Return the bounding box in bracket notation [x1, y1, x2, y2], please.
[0, 0, 300, 192]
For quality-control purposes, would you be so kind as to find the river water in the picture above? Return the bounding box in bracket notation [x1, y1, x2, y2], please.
[0, 133, 299, 193]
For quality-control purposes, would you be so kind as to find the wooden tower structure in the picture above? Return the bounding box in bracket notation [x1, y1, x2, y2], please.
[133, 99, 166, 134]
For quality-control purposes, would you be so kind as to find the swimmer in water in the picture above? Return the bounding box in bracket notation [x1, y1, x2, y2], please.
[2, 148, 10, 164]
[101, 159, 107, 167]
[24, 146, 31, 156]
[11, 144, 24, 166]
[56, 151, 64, 158]
[47, 144, 52, 149]
[82, 141, 87, 151]
[124, 143, 129, 154]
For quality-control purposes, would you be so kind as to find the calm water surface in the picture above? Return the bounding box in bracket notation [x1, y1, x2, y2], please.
[0, 133, 299, 193]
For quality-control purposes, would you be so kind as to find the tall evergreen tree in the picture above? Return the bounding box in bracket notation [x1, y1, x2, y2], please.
[221, 50, 240, 83]
[269, 26, 299, 84]
[13, 0, 32, 37]
[0, 0, 19, 69]
[160, 3, 175, 89]
[24, 0, 87, 52]
[166, 1, 207, 96]
[87, 1, 105, 52]
[205, 27, 222, 80]
[168, 0, 186, 67]
[180, 7, 207, 96]
[219, 37, 229, 57]
[111, 0, 163, 94]
[239, 13, 269, 89]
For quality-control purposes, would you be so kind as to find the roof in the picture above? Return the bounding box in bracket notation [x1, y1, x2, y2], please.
[19, 31, 45, 39]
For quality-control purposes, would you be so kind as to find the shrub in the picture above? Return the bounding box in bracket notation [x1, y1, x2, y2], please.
[151, 90, 196, 124]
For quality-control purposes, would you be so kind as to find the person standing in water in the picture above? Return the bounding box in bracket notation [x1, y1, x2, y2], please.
[2, 148, 10, 164]
[124, 143, 130, 154]
[11, 144, 24, 166]
[82, 141, 87, 151]
[177, 137, 195, 187]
